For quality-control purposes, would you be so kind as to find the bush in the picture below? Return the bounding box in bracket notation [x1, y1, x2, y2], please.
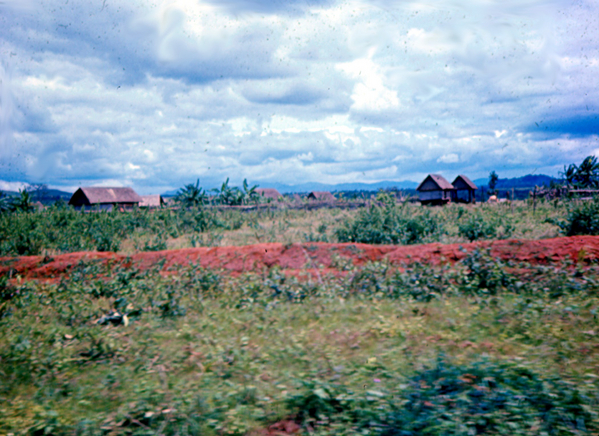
[0, 206, 236, 256]
[288, 357, 598, 435]
[559, 198, 599, 236]
[335, 202, 443, 245]
[458, 212, 496, 241]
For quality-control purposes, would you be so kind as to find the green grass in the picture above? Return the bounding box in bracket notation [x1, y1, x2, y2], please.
[1, 252, 599, 434]
[0, 199, 572, 257]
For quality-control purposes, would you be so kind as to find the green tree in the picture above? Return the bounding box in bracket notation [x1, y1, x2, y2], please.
[175, 179, 206, 207]
[488, 171, 499, 195]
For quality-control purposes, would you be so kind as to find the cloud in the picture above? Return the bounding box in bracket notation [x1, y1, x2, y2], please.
[437, 153, 459, 164]
[525, 112, 599, 138]
[0, 0, 598, 192]
[240, 80, 325, 105]
[0, 180, 28, 192]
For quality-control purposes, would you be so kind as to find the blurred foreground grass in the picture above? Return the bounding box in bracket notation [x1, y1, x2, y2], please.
[1, 251, 599, 434]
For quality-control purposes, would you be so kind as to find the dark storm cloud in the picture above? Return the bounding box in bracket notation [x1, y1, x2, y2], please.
[525, 112, 599, 138]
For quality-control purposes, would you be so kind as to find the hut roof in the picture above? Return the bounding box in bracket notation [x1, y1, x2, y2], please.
[308, 191, 336, 201]
[69, 187, 142, 205]
[139, 195, 164, 207]
[416, 174, 454, 191]
[256, 188, 282, 199]
[452, 175, 477, 190]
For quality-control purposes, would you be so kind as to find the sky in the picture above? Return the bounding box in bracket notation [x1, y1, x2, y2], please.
[0, 0, 598, 194]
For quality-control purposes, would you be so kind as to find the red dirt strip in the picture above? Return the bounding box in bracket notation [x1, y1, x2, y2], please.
[1, 236, 599, 281]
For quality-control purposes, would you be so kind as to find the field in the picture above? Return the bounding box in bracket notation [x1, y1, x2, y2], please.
[0, 199, 572, 257]
[2, 198, 599, 435]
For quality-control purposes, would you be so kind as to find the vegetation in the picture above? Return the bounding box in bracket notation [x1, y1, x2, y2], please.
[560, 155, 599, 189]
[0, 197, 577, 256]
[0, 189, 35, 213]
[556, 197, 599, 236]
[335, 193, 443, 245]
[1, 252, 598, 434]
[2, 169, 599, 434]
[0, 205, 230, 256]
[488, 170, 498, 195]
[175, 179, 208, 207]
[210, 178, 259, 206]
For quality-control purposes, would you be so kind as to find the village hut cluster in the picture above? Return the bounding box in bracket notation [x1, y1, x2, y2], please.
[416, 174, 477, 205]
[68, 175, 477, 211]
[68, 185, 339, 210]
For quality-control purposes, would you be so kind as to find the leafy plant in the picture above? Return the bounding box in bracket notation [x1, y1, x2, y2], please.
[558, 197, 599, 236]
[576, 155, 599, 188]
[176, 179, 207, 207]
[0, 192, 14, 213]
[212, 178, 259, 206]
[458, 212, 497, 241]
[560, 163, 578, 187]
[335, 202, 442, 245]
[560, 155, 599, 189]
[286, 357, 598, 435]
[242, 178, 259, 204]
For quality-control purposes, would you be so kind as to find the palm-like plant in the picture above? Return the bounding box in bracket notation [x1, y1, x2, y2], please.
[212, 178, 244, 206]
[560, 163, 578, 187]
[176, 179, 206, 207]
[0, 192, 14, 213]
[242, 179, 259, 205]
[12, 190, 34, 212]
[576, 156, 599, 188]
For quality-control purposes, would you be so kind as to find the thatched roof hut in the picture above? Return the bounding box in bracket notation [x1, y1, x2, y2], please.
[451, 175, 477, 204]
[256, 188, 282, 200]
[69, 187, 142, 211]
[416, 174, 455, 205]
[139, 195, 165, 208]
[307, 191, 335, 201]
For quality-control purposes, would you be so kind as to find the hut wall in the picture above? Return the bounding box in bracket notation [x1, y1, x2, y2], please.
[454, 190, 473, 203]
[419, 190, 445, 201]
[418, 178, 442, 191]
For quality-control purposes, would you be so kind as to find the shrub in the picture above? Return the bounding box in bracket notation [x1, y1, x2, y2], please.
[559, 198, 599, 236]
[458, 248, 514, 295]
[335, 203, 443, 245]
[458, 212, 496, 241]
[288, 357, 598, 435]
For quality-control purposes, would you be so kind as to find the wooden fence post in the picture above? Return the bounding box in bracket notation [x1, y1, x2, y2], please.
[511, 188, 514, 214]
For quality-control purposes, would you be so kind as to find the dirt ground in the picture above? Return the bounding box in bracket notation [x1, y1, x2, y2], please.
[2, 235, 599, 282]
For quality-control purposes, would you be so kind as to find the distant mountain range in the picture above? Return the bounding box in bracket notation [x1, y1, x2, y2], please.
[162, 180, 419, 196]
[1, 188, 73, 202]
[473, 174, 559, 190]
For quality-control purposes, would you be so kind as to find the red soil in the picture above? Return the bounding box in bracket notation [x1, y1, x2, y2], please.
[1, 236, 598, 282]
